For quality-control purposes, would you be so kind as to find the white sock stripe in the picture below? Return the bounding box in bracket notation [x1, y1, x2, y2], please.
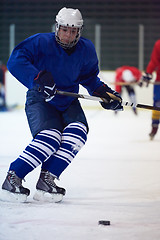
[56, 148, 75, 160]
[19, 156, 37, 169]
[21, 150, 42, 165]
[32, 141, 54, 155]
[65, 136, 85, 146]
[46, 123, 87, 169]
[62, 133, 86, 144]
[60, 147, 75, 156]
[40, 129, 62, 140]
[65, 122, 86, 128]
[62, 141, 84, 153]
[40, 129, 61, 135]
[65, 122, 87, 133]
[37, 129, 61, 143]
[33, 139, 56, 154]
[53, 153, 71, 164]
[61, 139, 75, 146]
[54, 138, 86, 166]
[16, 128, 62, 171]
[37, 133, 61, 145]
[28, 145, 49, 158]
[24, 150, 42, 163]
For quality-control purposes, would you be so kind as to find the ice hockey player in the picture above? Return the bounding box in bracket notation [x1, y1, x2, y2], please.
[115, 66, 142, 115]
[141, 39, 160, 140]
[1, 7, 123, 202]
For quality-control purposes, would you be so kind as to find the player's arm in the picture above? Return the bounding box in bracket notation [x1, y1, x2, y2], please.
[93, 83, 123, 111]
[80, 66, 123, 111]
[79, 41, 123, 111]
[7, 35, 41, 89]
[141, 40, 160, 86]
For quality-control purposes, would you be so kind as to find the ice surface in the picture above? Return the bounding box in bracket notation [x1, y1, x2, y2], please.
[0, 106, 160, 240]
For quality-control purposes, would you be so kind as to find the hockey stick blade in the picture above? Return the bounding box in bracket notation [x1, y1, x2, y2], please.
[56, 90, 160, 111]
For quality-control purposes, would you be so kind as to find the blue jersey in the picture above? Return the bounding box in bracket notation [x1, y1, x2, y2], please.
[7, 32, 103, 111]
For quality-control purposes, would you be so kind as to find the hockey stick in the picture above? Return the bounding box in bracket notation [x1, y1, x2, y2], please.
[104, 81, 160, 86]
[56, 90, 160, 111]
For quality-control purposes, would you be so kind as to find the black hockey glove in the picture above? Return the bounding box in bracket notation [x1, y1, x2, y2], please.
[34, 70, 57, 101]
[93, 84, 123, 111]
[139, 72, 152, 87]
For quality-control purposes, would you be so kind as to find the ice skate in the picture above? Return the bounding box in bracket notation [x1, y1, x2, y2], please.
[149, 125, 158, 140]
[1, 171, 30, 202]
[33, 170, 66, 203]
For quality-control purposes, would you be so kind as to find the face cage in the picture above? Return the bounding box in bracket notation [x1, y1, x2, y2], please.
[55, 24, 82, 49]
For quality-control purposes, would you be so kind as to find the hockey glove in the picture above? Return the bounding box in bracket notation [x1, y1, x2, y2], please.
[34, 70, 57, 101]
[139, 72, 152, 87]
[93, 84, 123, 111]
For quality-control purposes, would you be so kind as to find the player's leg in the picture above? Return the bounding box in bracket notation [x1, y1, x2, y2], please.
[34, 99, 88, 201]
[149, 110, 160, 140]
[149, 85, 160, 140]
[126, 86, 137, 115]
[1, 90, 63, 201]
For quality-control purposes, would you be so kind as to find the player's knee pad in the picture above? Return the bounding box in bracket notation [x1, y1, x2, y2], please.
[9, 129, 62, 178]
[41, 122, 88, 178]
[27, 128, 61, 161]
[62, 122, 87, 156]
[54, 121, 87, 166]
[19, 129, 61, 167]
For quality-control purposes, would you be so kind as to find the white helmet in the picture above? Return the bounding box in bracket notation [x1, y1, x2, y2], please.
[55, 7, 83, 49]
[122, 70, 135, 82]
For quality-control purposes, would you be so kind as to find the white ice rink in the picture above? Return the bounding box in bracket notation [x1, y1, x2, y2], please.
[1, 104, 160, 240]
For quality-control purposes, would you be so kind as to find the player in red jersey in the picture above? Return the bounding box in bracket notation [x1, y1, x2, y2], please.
[141, 40, 160, 140]
[115, 66, 142, 114]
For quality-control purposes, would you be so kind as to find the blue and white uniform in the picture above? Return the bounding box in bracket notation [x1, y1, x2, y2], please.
[7, 33, 103, 179]
[1, 7, 123, 201]
[8, 32, 103, 111]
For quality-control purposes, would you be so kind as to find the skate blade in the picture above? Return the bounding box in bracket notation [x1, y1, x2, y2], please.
[0, 189, 27, 203]
[33, 190, 63, 203]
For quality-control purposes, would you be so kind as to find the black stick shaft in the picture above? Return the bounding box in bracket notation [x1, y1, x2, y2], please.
[56, 90, 160, 111]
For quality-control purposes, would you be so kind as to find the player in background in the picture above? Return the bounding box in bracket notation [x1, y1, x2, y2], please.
[141, 40, 160, 140]
[115, 66, 142, 115]
[0, 61, 7, 111]
[1, 7, 123, 202]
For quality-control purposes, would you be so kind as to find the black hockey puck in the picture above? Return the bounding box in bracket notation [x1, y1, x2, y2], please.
[98, 220, 110, 226]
